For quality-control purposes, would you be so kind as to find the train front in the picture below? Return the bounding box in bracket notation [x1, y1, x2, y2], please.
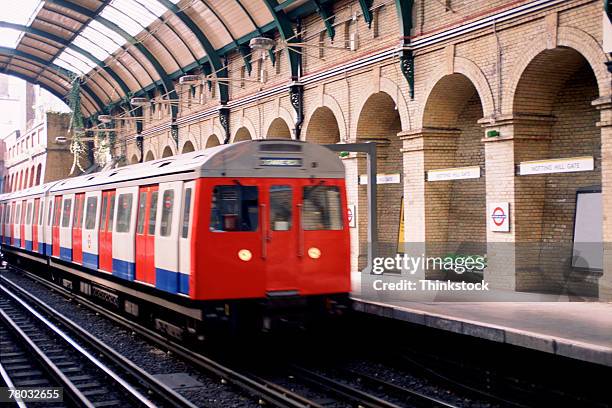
[191, 140, 351, 330]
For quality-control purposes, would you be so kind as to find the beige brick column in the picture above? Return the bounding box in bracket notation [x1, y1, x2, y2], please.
[481, 114, 554, 291]
[401, 128, 459, 278]
[342, 154, 362, 273]
[594, 96, 612, 301]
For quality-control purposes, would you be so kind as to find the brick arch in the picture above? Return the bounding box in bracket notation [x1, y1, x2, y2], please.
[353, 78, 410, 139]
[205, 133, 222, 147]
[181, 140, 195, 154]
[356, 91, 401, 140]
[161, 145, 174, 158]
[233, 116, 257, 141]
[179, 132, 199, 153]
[144, 150, 155, 162]
[130, 154, 139, 164]
[303, 93, 347, 142]
[304, 106, 341, 144]
[417, 57, 495, 128]
[233, 127, 253, 142]
[503, 27, 611, 114]
[263, 107, 295, 139]
[266, 117, 292, 139]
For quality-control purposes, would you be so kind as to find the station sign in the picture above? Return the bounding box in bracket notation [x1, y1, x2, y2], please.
[519, 156, 593, 175]
[359, 173, 401, 185]
[427, 166, 480, 182]
[489, 202, 510, 232]
[347, 204, 356, 228]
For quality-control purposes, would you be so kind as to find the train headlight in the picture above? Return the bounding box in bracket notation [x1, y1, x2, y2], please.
[308, 247, 321, 259]
[238, 249, 252, 261]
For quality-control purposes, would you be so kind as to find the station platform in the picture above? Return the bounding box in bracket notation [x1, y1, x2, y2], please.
[350, 273, 612, 367]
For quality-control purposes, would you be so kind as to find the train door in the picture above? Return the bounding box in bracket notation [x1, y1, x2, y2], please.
[99, 190, 115, 272]
[10, 201, 16, 246]
[72, 193, 85, 264]
[297, 180, 349, 294]
[264, 181, 299, 293]
[82, 191, 101, 269]
[5, 203, 12, 245]
[178, 181, 195, 295]
[154, 182, 183, 293]
[59, 194, 74, 261]
[32, 199, 39, 252]
[44, 197, 54, 255]
[14, 201, 21, 248]
[0, 203, 4, 244]
[52, 195, 62, 257]
[24, 199, 33, 250]
[112, 187, 138, 280]
[135, 185, 158, 285]
[20, 200, 26, 248]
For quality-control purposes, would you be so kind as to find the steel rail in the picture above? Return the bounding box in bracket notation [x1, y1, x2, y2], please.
[1, 269, 313, 408]
[0, 278, 196, 408]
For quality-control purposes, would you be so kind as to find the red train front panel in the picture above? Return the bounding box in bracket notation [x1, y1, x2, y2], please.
[190, 177, 350, 301]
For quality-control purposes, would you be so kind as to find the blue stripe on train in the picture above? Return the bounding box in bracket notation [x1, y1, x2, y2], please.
[45, 243, 52, 256]
[60, 247, 72, 261]
[112, 258, 135, 281]
[82, 252, 98, 270]
[38, 242, 44, 254]
[25, 240, 32, 251]
[155, 268, 189, 294]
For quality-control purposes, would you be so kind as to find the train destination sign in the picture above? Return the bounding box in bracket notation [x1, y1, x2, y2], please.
[427, 166, 481, 182]
[519, 156, 594, 175]
[259, 157, 303, 167]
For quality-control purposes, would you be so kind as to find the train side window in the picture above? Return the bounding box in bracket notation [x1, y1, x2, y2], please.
[116, 193, 133, 233]
[85, 197, 98, 230]
[47, 202, 53, 226]
[15, 203, 20, 225]
[136, 192, 147, 234]
[108, 193, 115, 232]
[73, 196, 84, 228]
[210, 185, 259, 232]
[160, 190, 174, 237]
[33, 201, 39, 226]
[53, 199, 61, 227]
[148, 192, 158, 235]
[61, 198, 72, 228]
[270, 185, 292, 231]
[302, 186, 343, 230]
[100, 195, 108, 231]
[26, 203, 32, 225]
[181, 188, 192, 239]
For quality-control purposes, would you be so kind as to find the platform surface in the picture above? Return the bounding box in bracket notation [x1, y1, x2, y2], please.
[351, 274, 612, 367]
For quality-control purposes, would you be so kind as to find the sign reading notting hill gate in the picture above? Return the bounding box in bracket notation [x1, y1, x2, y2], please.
[427, 166, 481, 182]
[519, 156, 594, 176]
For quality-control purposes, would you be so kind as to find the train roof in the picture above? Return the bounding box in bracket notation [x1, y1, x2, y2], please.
[0, 140, 344, 200]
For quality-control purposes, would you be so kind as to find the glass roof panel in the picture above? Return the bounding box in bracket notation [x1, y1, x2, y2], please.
[82, 20, 126, 55]
[0, 27, 23, 48]
[3, 0, 42, 26]
[55, 49, 98, 76]
[72, 35, 110, 61]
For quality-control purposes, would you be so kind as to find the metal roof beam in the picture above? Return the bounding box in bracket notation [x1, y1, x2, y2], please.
[156, 0, 229, 103]
[312, 0, 335, 39]
[46, 0, 178, 119]
[0, 46, 104, 111]
[262, 0, 300, 80]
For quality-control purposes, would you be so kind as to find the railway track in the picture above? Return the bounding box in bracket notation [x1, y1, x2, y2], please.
[0, 269, 320, 408]
[0, 280, 196, 408]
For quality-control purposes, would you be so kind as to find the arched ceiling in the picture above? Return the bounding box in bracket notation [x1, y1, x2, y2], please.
[0, 0, 328, 117]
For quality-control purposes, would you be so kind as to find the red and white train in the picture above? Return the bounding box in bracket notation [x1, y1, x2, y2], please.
[0, 140, 350, 333]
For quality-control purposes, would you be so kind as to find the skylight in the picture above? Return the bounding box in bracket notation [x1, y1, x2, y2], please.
[0, 0, 42, 48]
[52, 0, 170, 76]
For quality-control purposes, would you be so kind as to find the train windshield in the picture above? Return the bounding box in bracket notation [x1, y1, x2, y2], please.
[303, 186, 343, 230]
[210, 185, 259, 232]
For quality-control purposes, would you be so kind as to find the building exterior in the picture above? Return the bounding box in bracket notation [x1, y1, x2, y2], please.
[2, 0, 610, 300]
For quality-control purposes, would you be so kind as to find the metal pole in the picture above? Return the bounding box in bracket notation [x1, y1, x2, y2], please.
[324, 142, 377, 273]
